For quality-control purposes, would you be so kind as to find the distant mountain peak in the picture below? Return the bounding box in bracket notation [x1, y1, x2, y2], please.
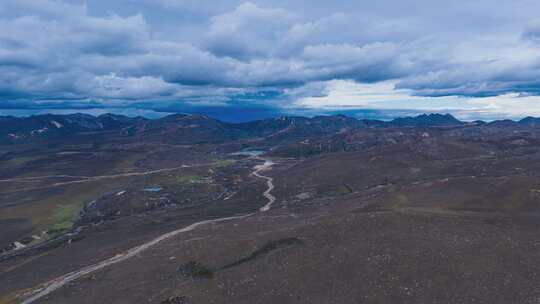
[390, 113, 463, 126]
[519, 116, 540, 126]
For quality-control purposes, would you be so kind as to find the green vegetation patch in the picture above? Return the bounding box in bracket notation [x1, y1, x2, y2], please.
[49, 202, 83, 233]
[336, 184, 353, 195]
[176, 175, 205, 185]
[391, 193, 409, 210]
[213, 159, 236, 168]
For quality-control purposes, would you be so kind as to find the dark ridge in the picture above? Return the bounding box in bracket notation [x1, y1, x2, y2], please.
[174, 238, 304, 283]
[487, 119, 519, 127]
[219, 237, 304, 271]
[160, 296, 189, 304]
[177, 261, 214, 279]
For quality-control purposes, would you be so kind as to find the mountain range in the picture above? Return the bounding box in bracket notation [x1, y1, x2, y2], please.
[3, 113, 540, 143]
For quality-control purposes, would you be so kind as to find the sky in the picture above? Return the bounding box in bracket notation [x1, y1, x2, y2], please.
[2, 0, 540, 121]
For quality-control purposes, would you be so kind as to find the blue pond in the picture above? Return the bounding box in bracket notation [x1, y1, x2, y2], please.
[143, 187, 163, 192]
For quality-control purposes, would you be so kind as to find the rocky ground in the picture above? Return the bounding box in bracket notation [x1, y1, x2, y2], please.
[11, 191, 540, 304]
[4, 113, 540, 303]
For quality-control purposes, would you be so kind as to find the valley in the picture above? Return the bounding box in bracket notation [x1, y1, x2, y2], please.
[2, 113, 540, 303]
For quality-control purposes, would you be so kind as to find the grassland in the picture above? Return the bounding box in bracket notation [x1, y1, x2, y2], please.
[175, 175, 205, 185]
[212, 159, 236, 168]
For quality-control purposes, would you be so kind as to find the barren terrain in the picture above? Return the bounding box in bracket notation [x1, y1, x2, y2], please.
[2, 113, 540, 303]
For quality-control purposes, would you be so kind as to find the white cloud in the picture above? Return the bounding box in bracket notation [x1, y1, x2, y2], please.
[205, 2, 296, 59]
[293, 79, 540, 120]
[1, 0, 540, 119]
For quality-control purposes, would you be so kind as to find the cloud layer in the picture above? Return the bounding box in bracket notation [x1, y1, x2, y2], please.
[2, 0, 540, 118]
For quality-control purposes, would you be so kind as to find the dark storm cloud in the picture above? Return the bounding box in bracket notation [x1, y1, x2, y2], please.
[1, 0, 540, 109]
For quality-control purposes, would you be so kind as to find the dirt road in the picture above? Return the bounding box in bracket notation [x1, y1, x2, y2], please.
[17, 158, 276, 304]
